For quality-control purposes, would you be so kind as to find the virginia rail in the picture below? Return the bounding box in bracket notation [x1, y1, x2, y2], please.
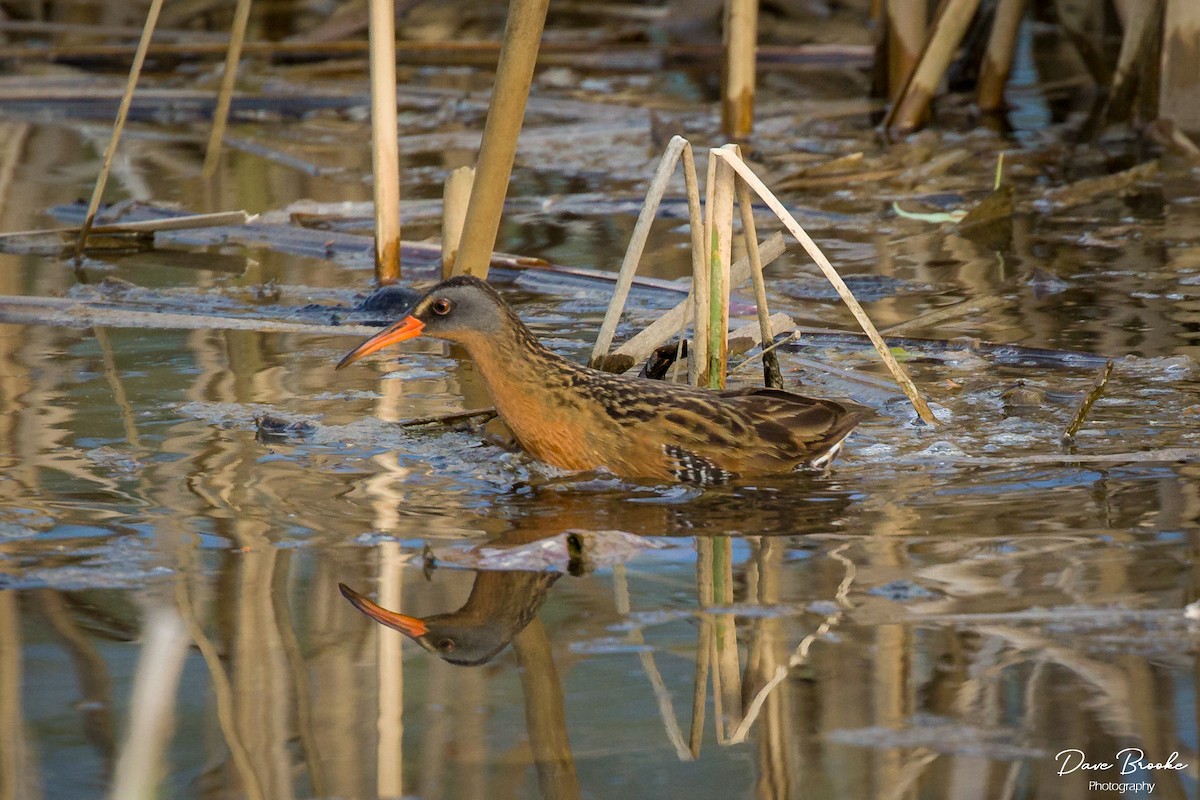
[337, 276, 863, 484]
[339, 568, 558, 666]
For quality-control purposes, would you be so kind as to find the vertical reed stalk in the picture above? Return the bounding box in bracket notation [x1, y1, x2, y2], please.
[694, 154, 716, 387]
[1159, 0, 1200, 131]
[441, 166, 474, 279]
[886, 0, 927, 102]
[978, 0, 1026, 111]
[681, 143, 706, 386]
[733, 173, 783, 388]
[454, 0, 550, 279]
[74, 0, 164, 260]
[368, 0, 401, 283]
[885, 0, 983, 134]
[202, 0, 253, 178]
[721, 0, 758, 138]
[706, 146, 736, 389]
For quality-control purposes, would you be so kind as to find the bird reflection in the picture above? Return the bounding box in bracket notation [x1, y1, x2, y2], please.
[340, 568, 559, 666]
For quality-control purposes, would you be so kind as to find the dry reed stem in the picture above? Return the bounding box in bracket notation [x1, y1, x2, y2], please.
[978, 0, 1026, 111]
[441, 166, 474, 278]
[706, 147, 737, 389]
[733, 170, 783, 388]
[1161, 0, 1200, 131]
[886, 0, 928, 102]
[2, 210, 249, 241]
[721, 0, 758, 138]
[1061, 360, 1114, 442]
[368, 0, 401, 282]
[681, 144, 706, 385]
[711, 149, 938, 424]
[590, 135, 689, 367]
[454, 0, 550, 279]
[885, 0, 983, 133]
[73, 0, 164, 261]
[1106, 0, 1163, 124]
[201, 0, 252, 178]
[695, 154, 717, 386]
[607, 234, 785, 371]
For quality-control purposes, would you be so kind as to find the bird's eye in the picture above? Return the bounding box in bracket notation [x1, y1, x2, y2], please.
[437, 638, 455, 652]
[431, 298, 452, 316]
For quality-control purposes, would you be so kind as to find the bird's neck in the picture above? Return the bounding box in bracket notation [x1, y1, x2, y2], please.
[460, 317, 572, 397]
[455, 315, 591, 442]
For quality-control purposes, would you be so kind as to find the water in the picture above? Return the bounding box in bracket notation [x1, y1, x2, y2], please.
[2, 21, 1200, 800]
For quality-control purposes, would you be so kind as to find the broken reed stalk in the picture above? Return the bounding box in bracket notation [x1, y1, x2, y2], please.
[368, 0, 401, 283]
[885, 0, 983, 133]
[1160, 0, 1200, 131]
[886, 0, 928, 102]
[73, 0, 164, 261]
[706, 146, 737, 389]
[589, 135, 690, 367]
[607, 234, 786, 373]
[977, 0, 1026, 111]
[721, 0, 758, 138]
[454, 0, 550, 280]
[441, 166, 474, 279]
[201, 0, 252, 178]
[710, 148, 938, 424]
[1061, 360, 1114, 443]
[733, 169, 784, 388]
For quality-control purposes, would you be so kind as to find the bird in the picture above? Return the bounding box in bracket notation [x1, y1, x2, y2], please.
[336, 275, 863, 485]
[339, 570, 558, 666]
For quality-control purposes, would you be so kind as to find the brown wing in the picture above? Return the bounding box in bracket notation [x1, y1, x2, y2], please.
[637, 386, 863, 482]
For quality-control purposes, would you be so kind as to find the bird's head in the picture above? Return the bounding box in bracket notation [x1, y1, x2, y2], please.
[336, 276, 513, 368]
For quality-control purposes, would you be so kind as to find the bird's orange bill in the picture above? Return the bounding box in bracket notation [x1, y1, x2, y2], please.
[338, 582, 429, 638]
[336, 315, 426, 369]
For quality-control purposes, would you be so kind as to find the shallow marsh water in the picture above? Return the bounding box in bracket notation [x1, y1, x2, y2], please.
[1, 16, 1200, 800]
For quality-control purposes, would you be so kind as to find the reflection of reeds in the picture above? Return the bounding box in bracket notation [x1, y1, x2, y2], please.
[613, 564, 692, 760]
[0, 591, 33, 800]
[376, 541, 405, 798]
[109, 609, 189, 800]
